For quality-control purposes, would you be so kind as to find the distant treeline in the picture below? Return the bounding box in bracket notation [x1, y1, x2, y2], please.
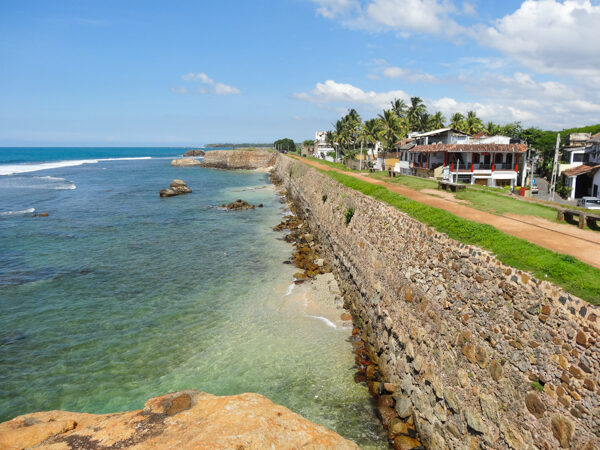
[205, 143, 273, 149]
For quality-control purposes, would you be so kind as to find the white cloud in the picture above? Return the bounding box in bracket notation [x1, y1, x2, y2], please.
[312, 0, 463, 36]
[180, 72, 240, 95]
[312, 0, 360, 18]
[383, 66, 437, 82]
[462, 1, 476, 16]
[294, 73, 600, 128]
[478, 0, 600, 84]
[366, 0, 461, 36]
[215, 83, 241, 95]
[293, 79, 409, 110]
[170, 86, 188, 94]
[182, 72, 215, 84]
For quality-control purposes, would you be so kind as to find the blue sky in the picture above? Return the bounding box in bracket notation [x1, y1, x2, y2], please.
[1, 0, 599, 146]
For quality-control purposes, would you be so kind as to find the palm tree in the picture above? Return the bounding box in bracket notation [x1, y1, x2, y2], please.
[360, 118, 381, 160]
[377, 110, 406, 152]
[464, 110, 483, 135]
[407, 97, 427, 132]
[449, 112, 465, 130]
[430, 111, 446, 130]
[485, 121, 500, 135]
[390, 98, 407, 119]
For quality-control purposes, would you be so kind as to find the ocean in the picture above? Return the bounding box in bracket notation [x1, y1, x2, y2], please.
[0, 148, 386, 448]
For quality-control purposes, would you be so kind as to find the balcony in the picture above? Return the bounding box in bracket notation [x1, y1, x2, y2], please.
[449, 162, 518, 173]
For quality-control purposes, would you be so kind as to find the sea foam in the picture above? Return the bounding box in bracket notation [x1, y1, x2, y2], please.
[0, 208, 35, 216]
[0, 176, 76, 190]
[0, 157, 152, 176]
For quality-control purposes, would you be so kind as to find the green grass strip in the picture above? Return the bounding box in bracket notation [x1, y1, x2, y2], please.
[306, 156, 369, 173]
[322, 170, 600, 304]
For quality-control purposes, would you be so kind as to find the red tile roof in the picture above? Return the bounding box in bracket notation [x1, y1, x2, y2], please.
[562, 163, 600, 177]
[409, 143, 528, 153]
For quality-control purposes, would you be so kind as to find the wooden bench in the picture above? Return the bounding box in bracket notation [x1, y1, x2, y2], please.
[557, 208, 600, 229]
[438, 181, 466, 192]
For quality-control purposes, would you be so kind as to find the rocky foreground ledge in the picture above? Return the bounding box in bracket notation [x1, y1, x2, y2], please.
[0, 390, 358, 449]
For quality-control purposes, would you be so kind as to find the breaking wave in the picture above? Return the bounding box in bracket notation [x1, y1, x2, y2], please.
[0, 157, 152, 175]
[0, 208, 35, 216]
[0, 176, 76, 190]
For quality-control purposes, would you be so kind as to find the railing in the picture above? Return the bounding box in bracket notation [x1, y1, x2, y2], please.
[494, 163, 515, 170]
[448, 162, 518, 172]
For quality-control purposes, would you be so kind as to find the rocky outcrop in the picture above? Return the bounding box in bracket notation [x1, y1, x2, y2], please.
[0, 390, 358, 449]
[183, 149, 205, 157]
[200, 149, 276, 170]
[159, 179, 192, 197]
[274, 155, 600, 450]
[220, 199, 260, 210]
[170, 158, 202, 167]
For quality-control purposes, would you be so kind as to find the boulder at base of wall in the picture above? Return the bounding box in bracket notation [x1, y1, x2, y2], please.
[160, 179, 192, 197]
[0, 390, 359, 449]
[221, 199, 255, 210]
[171, 158, 202, 167]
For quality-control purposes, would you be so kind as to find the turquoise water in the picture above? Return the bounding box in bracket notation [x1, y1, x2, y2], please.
[0, 149, 386, 448]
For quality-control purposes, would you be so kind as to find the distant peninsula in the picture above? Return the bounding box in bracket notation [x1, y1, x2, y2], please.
[205, 143, 273, 149]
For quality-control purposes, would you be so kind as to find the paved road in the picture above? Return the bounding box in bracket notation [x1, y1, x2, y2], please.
[292, 156, 600, 269]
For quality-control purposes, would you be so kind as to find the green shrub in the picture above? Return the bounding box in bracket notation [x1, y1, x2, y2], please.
[322, 194, 328, 203]
[531, 381, 544, 392]
[344, 207, 355, 225]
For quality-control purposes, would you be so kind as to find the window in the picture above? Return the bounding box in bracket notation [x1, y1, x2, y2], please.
[495, 153, 503, 163]
[506, 154, 513, 165]
[472, 153, 480, 164]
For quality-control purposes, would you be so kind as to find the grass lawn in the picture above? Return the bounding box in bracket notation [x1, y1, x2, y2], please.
[454, 190, 558, 221]
[305, 156, 370, 173]
[369, 172, 559, 221]
[321, 170, 600, 304]
[369, 171, 439, 190]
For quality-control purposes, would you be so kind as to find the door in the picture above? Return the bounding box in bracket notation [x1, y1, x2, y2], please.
[594, 184, 599, 197]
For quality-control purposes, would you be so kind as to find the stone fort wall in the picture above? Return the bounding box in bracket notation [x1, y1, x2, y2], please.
[274, 156, 599, 449]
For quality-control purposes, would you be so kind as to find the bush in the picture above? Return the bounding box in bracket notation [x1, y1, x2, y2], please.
[344, 207, 355, 225]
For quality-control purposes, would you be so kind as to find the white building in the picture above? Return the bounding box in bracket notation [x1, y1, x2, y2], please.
[314, 131, 335, 161]
[562, 133, 600, 199]
[394, 129, 526, 188]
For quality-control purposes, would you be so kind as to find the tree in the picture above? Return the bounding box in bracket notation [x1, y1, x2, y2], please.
[463, 111, 484, 135]
[390, 98, 407, 119]
[500, 122, 523, 140]
[407, 97, 427, 132]
[274, 138, 297, 153]
[377, 110, 406, 151]
[429, 111, 446, 130]
[449, 112, 465, 130]
[302, 139, 314, 147]
[485, 121, 500, 135]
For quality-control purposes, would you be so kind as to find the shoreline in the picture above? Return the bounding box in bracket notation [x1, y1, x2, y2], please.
[271, 170, 423, 449]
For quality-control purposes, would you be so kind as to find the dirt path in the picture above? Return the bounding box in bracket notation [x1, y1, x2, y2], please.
[292, 157, 600, 269]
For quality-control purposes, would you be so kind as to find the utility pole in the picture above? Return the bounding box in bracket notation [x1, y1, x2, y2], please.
[359, 140, 363, 171]
[549, 133, 560, 201]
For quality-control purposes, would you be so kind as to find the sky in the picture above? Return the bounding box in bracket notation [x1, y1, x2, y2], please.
[1, 0, 599, 146]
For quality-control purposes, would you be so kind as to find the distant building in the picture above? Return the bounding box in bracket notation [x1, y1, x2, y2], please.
[314, 131, 335, 161]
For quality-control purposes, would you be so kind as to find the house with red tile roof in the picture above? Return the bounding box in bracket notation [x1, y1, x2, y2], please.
[394, 128, 527, 188]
